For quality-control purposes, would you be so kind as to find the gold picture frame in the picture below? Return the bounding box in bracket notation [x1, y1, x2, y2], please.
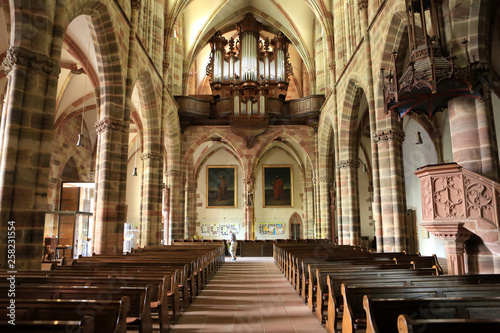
[263, 165, 293, 207]
[206, 166, 237, 208]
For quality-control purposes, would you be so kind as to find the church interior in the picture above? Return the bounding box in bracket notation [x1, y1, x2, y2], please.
[1, 0, 500, 275]
[2, 0, 500, 331]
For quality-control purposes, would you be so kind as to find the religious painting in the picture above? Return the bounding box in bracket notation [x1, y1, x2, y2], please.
[206, 166, 237, 208]
[263, 165, 293, 207]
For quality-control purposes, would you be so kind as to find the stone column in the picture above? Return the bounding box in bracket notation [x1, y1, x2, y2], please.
[0, 47, 58, 268]
[373, 129, 406, 252]
[337, 159, 361, 245]
[244, 174, 255, 240]
[165, 169, 185, 241]
[140, 151, 163, 246]
[93, 117, 129, 254]
[184, 180, 197, 238]
[421, 222, 472, 275]
[318, 176, 333, 240]
[448, 96, 499, 182]
[304, 186, 315, 239]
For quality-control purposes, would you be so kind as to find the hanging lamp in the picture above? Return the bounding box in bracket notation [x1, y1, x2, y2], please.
[132, 136, 138, 176]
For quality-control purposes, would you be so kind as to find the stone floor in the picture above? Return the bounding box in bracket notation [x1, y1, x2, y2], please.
[170, 256, 327, 333]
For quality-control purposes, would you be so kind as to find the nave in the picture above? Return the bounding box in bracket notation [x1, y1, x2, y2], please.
[171, 257, 326, 333]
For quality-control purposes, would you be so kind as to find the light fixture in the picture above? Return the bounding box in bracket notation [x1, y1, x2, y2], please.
[77, 34, 92, 147]
[415, 131, 423, 145]
[132, 135, 138, 176]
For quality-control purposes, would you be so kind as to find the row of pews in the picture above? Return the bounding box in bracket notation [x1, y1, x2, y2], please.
[274, 243, 500, 333]
[0, 244, 225, 333]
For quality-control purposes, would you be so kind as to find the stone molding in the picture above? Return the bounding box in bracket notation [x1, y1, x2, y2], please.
[3, 46, 56, 75]
[305, 187, 314, 192]
[94, 117, 129, 134]
[165, 170, 185, 178]
[373, 129, 405, 143]
[358, 0, 368, 11]
[337, 159, 360, 169]
[131, 0, 142, 10]
[141, 151, 162, 161]
[318, 176, 334, 184]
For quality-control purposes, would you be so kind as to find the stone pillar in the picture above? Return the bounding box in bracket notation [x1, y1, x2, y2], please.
[304, 186, 315, 239]
[421, 222, 472, 275]
[337, 160, 361, 245]
[373, 129, 406, 252]
[244, 174, 255, 240]
[165, 169, 185, 241]
[184, 180, 197, 238]
[140, 151, 163, 246]
[448, 96, 499, 182]
[93, 117, 129, 254]
[162, 184, 170, 244]
[0, 47, 58, 268]
[318, 176, 333, 240]
[313, 177, 321, 238]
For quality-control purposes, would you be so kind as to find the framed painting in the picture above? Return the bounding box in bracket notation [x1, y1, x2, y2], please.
[206, 166, 237, 208]
[263, 165, 293, 207]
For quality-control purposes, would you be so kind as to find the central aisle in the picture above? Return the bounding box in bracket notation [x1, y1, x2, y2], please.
[170, 257, 327, 333]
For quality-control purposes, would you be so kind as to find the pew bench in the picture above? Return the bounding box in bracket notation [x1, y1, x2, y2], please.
[0, 297, 129, 333]
[324, 273, 500, 333]
[397, 314, 500, 333]
[0, 274, 171, 333]
[0, 316, 94, 333]
[342, 284, 500, 333]
[364, 296, 500, 333]
[0, 284, 152, 333]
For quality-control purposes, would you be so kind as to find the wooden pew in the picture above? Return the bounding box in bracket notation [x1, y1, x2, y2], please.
[0, 284, 152, 333]
[310, 265, 438, 318]
[0, 297, 129, 333]
[0, 274, 171, 333]
[397, 314, 500, 333]
[364, 296, 500, 333]
[325, 273, 500, 333]
[342, 284, 500, 333]
[0, 316, 94, 333]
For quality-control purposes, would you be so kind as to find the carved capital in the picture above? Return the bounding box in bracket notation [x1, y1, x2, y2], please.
[305, 187, 314, 192]
[318, 176, 334, 184]
[94, 117, 129, 134]
[337, 159, 360, 169]
[71, 68, 85, 75]
[358, 0, 368, 11]
[165, 170, 185, 178]
[3, 46, 56, 75]
[373, 129, 405, 143]
[131, 0, 142, 11]
[141, 151, 162, 161]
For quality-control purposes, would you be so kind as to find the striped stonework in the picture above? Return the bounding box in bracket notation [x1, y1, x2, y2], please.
[0, 46, 58, 269]
[165, 169, 186, 241]
[140, 151, 163, 246]
[93, 117, 129, 254]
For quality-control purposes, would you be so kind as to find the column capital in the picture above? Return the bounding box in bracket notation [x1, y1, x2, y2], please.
[3, 46, 57, 75]
[373, 129, 405, 143]
[318, 176, 334, 184]
[164, 170, 185, 178]
[141, 151, 162, 161]
[358, 0, 368, 11]
[337, 159, 360, 169]
[131, 0, 142, 10]
[305, 187, 314, 192]
[94, 117, 129, 134]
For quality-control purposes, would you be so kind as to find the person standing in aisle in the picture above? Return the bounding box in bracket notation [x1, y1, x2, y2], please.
[228, 229, 237, 261]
